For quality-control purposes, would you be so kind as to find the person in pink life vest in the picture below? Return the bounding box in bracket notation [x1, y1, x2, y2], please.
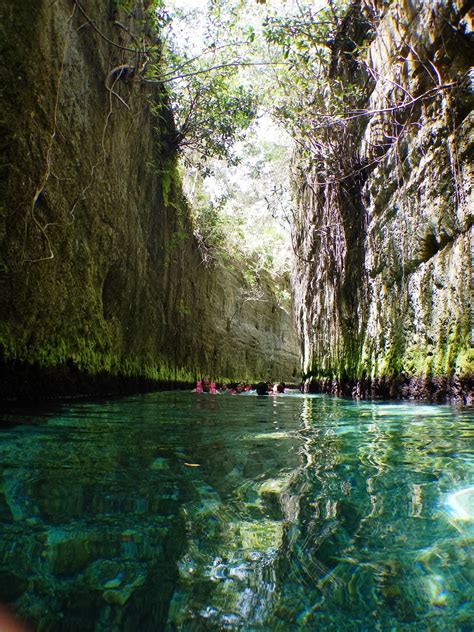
[193, 376, 214, 393]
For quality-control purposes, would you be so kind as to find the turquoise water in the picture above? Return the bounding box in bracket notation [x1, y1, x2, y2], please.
[0, 392, 473, 631]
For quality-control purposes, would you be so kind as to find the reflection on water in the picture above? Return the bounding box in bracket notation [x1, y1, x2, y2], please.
[447, 487, 474, 521]
[0, 393, 473, 630]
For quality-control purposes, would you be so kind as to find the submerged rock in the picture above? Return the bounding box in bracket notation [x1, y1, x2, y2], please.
[150, 457, 170, 471]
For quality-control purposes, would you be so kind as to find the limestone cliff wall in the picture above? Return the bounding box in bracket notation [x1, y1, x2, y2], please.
[293, 0, 473, 402]
[0, 0, 298, 398]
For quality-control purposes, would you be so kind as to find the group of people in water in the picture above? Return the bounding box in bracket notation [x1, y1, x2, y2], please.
[193, 376, 289, 395]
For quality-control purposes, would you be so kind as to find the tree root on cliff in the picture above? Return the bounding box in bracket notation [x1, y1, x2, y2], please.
[23, 3, 78, 264]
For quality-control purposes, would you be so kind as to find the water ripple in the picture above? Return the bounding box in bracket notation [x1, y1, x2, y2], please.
[0, 393, 472, 630]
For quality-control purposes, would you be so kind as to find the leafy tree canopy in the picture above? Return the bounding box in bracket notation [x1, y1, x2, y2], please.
[142, 0, 359, 281]
[147, 0, 264, 167]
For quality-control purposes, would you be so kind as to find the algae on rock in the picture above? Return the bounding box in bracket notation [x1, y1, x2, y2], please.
[0, 0, 299, 398]
[291, 0, 473, 402]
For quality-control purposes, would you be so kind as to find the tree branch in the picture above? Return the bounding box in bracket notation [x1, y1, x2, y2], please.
[147, 60, 288, 83]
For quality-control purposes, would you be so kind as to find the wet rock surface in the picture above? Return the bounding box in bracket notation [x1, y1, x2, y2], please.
[0, 0, 298, 400]
[293, 0, 473, 403]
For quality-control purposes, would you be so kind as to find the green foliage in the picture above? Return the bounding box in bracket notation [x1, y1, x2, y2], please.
[260, 0, 370, 169]
[183, 128, 292, 280]
[175, 299, 192, 317]
[114, 0, 166, 15]
[147, 2, 259, 167]
[192, 194, 230, 252]
[145, 1, 173, 32]
[169, 76, 257, 167]
[242, 267, 257, 287]
[263, 4, 343, 61]
[113, 0, 135, 14]
[151, 1, 369, 299]
[160, 157, 178, 206]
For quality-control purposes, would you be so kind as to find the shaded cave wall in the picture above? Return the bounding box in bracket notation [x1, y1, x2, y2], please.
[0, 0, 299, 399]
[293, 0, 473, 402]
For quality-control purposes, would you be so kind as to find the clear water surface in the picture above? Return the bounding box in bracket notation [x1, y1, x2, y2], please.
[0, 392, 473, 631]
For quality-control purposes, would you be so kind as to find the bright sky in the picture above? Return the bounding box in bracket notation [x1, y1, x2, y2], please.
[171, 0, 327, 9]
[165, 0, 329, 273]
[167, 0, 329, 50]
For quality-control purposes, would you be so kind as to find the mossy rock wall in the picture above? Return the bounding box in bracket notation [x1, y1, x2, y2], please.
[0, 0, 299, 399]
[293, 0, 473, 403]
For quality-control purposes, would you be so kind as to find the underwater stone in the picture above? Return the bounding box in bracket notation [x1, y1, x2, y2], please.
[150, 457, 170, 470]
[84, 558, 147, 606]
[259, 476, 292, 496]
[103, 573, 124, 589]
[102, 581, 141, 606]
[229, 520, 283, 551]
[45, 526, 105, 575]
